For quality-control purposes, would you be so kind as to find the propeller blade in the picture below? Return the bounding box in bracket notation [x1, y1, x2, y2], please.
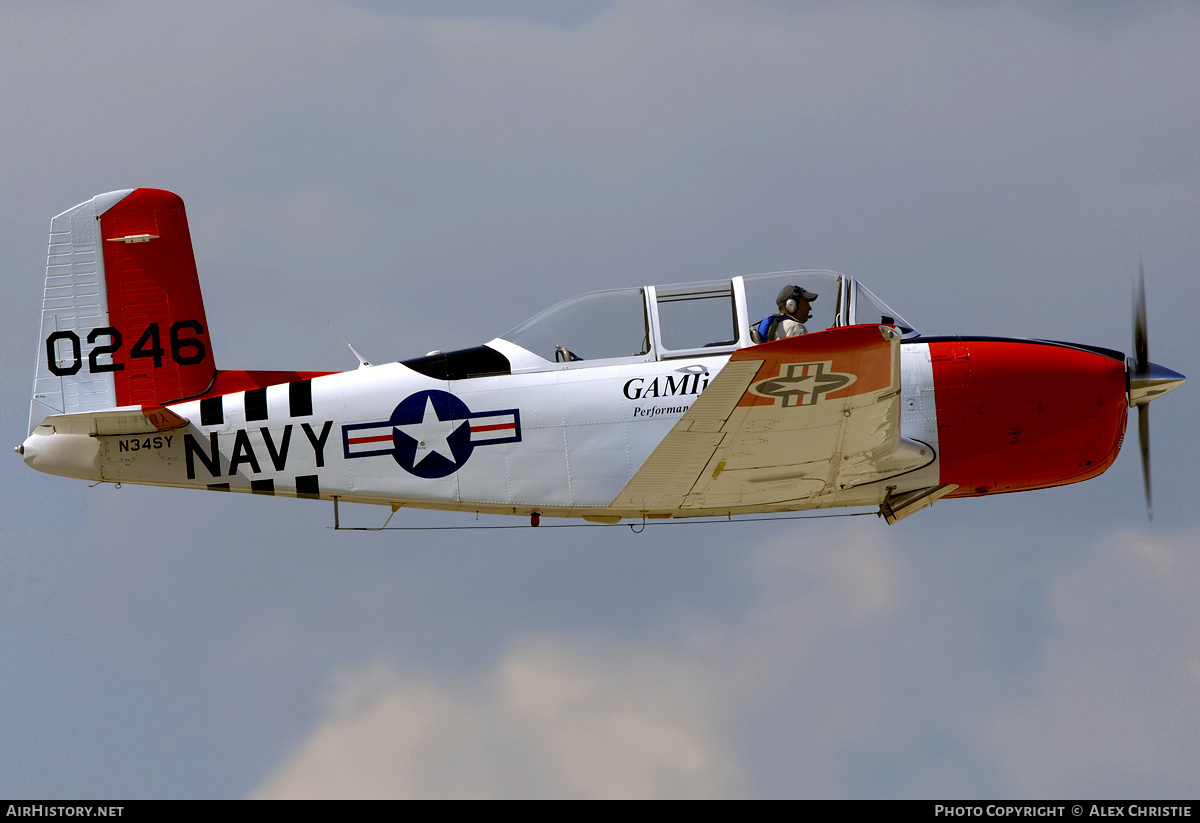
[1139, 403, 1152, 522]
[1134, 259, 1148, 374]
[1128, 263, 1184, 520]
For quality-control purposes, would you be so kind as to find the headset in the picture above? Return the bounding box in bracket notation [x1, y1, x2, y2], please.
[779, 285, 809, 315]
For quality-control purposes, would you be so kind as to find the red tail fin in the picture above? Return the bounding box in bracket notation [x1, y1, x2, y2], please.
[98, 188, 216, 405]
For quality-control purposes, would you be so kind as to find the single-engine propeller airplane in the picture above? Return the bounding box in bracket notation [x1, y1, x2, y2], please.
[18, 189, 1186, 526]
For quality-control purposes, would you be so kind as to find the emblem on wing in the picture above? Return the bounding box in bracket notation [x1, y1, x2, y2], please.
[750, 360, 856, 407]
[342, 389, 521, 478]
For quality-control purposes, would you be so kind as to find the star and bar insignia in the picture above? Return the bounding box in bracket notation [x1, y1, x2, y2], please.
[342, 389, 521, 478]
[750, 360, 856, 407]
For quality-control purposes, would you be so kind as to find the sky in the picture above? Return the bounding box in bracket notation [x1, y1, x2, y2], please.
[1, 0, 1197, 799]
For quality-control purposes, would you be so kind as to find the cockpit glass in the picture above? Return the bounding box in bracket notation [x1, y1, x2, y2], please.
[853, 283, 916, 334]
[500, 287, 649, 363]
[655, 284, 738, 351]
[742, 271, 842, 334]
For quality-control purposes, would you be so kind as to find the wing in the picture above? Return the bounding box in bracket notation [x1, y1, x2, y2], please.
[611, 324, 930, 514]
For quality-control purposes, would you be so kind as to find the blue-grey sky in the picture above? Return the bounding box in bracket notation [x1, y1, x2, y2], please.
[1, 0, 1197, 799]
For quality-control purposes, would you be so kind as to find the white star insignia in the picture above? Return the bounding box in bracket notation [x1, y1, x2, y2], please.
[395, 396, 467, 466]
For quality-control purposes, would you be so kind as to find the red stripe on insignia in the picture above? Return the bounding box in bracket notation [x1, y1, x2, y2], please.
[470, 422, 515, 432]
[348, 433, 393, 444]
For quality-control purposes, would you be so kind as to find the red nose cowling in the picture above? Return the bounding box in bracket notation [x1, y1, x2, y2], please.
[929, 339, 1128, 497]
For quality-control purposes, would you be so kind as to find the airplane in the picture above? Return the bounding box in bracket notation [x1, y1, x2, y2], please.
[17, 188, 1186, 527]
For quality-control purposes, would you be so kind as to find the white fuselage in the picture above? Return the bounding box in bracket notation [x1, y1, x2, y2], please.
[22, 343, 941, 520]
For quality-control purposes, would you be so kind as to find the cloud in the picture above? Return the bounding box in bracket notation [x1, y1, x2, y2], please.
[250, 647, 730, 799]
[979, 529, 1200, 797]
[252, 521, 906, 798]
[252, 523, 1200, 798]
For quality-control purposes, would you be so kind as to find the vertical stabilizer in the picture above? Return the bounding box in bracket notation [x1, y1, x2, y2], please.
[30, 189, 217, 434]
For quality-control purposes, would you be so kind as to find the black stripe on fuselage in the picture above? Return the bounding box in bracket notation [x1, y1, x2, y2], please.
[200, 396, 223, 427]
[295, 474, 320, 499]
[245, 387, 268, 421]
[289, 380, 313, 417]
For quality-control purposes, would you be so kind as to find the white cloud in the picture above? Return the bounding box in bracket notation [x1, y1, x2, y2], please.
[253, 521, 906, 798]
[250, 650, 728, 799]
[253, 524, 1200, 798]
[980, 529, 1200, 797]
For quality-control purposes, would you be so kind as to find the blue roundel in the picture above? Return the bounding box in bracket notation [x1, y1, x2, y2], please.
[388, 390, 476, 478]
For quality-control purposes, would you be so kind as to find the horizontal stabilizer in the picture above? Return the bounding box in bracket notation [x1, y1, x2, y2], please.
[34, 406, 187, 437]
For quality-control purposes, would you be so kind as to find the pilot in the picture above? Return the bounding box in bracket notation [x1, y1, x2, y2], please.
[767, 284, 817, 340]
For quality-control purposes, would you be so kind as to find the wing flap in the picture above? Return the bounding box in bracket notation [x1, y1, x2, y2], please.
[618, 431, 726, 510]
[672, 360, 762, 433]
[612, 325, 929, 513]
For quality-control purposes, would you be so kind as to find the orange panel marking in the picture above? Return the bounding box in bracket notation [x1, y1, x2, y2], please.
[732, 324, 894, 407]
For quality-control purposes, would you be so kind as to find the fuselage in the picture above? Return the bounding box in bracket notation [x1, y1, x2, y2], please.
[21, 334, 1130, 521]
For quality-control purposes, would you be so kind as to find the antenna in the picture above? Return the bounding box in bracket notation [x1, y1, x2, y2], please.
[331, 324, 371, 369]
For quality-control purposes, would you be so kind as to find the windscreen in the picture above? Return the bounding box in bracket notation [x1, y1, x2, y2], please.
[852, 283, 916, 334]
